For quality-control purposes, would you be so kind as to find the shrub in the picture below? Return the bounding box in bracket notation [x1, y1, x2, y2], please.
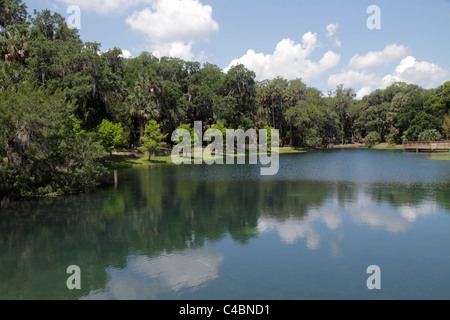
[418, 129, 442, 141]
[364, 131, 381, 148]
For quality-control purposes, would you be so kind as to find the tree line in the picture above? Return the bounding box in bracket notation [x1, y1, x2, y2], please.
[1, 0, 449, 198]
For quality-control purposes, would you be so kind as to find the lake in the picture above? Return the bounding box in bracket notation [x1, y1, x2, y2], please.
[1, 149, 449, 300]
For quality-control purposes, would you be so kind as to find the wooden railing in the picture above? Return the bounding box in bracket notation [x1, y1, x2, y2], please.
[403, 141, 450, 150]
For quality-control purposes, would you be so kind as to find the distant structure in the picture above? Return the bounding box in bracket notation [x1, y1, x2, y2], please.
[403, 141, 450, 152]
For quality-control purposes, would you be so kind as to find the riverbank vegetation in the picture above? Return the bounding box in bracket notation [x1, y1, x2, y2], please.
[1, 0, 449, 198]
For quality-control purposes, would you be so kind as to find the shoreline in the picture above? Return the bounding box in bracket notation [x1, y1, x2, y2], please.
[106, 143, 449, 170]
[106, 147, 310, 169]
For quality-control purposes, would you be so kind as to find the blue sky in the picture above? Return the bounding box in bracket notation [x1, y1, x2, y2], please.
[27, 0, 450, 98]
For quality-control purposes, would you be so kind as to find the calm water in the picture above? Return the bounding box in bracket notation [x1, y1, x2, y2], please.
[1, 149, 449, 300]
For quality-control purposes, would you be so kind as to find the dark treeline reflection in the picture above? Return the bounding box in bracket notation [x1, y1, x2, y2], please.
[0, 164, 449, 299]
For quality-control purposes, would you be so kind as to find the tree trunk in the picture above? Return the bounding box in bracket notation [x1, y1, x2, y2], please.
[290, 123, 293, 146]
[271, 103, 275, 128]
[139, 118, 144, 141]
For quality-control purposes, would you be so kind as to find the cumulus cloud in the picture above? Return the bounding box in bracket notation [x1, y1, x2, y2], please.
[119, 49, 133, 59]
[125, 0, 219, 60]
[225, 32, 340, 82]
[258, 217, 321, 249]
[151, 41, 195, 61]
[328, 69, 380, 89]
[82, 247, 224, 299]
[326, 23, 341, 47]
[125, 0, 218, 43]
[348, 44, 410, 70]
[382, 56, 449, 88]
[328, 44, 449, 99]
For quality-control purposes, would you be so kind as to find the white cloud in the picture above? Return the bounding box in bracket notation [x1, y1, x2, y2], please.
[125, 0, 218, 43]
[120, 49, 133, 59]
[151, 41, 194, 61]
[328, 70, 380, 89]
[328, 44, 449, 99]
[258, 217, 321, 249]
[326, 23, 341, 47]
[82, 247, 224, 299]
[348, 44, 410, 70]
[355, 87, 373, 100]
[383, 56, 449, 89]
[225, 32, 340, 82]
[125, 0, 218, 59]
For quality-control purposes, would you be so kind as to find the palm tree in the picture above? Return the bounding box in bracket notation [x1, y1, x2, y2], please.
[443, 112, 450, 139]
[0, 0, 28, 30]
[1, 23, 29, 64]
[0, 60, 22, 91]
[127, 75, 159, 141]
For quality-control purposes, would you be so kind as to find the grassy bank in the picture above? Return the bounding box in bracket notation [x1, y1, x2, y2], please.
[106, 144, 449, 170]
[427, 153, 450, 161]
[329, 142, 404, 150]
[105, 151, 173, 170]
[371, 143, 404, 150]
[105, 147, 308, 170]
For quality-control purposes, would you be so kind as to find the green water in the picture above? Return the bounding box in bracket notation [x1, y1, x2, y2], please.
[1, 149, 449, 300]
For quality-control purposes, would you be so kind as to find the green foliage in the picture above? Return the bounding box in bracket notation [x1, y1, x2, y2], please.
[364, 131, 381, 148]
[443, 112, 450, 139]
[1, 22, 31, 65]
[211, 121, 227, 136]
[96, 119, 127, 154]
[385, 133, 397, 145]
[0, 61, 25, 91]
[204, 121, 227, 143]
[286, 98, 338, 149]
[0, 83, 107, 198]
[425, 81, 450, 120]
[418, 129, 442, 142]
[400, 111, 441, 141]
[126, 74, 160, 139]
[262, 126, 277, 150]
[0, 0, 28, 29]
[30, 9, 78, 41]
[138, 120, 167, 160]
[172, 123, 200, 148]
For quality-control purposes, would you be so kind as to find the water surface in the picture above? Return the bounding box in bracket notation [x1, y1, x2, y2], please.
[1, 149, 449, 299]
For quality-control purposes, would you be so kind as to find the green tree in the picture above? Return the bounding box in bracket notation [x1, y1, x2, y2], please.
[0, 83, 107, 198]
[172, 123, 200, 148]
[425, 81, 450, 120]
[418, 129, 441, 141]
[364, 131, 381, 148]
[0, 61, 24, 91]
[138, 120, 167, 160]
[333, 84, 356, 144]
[443, 111, 450, 139]
[96, 119, 127, 155]
[127, 74, 159, 140]
[218, 64, 257, 129]
[0, 0, 28, 29]
[30, 9, 78, 41]
[0, 23, 30, 64]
